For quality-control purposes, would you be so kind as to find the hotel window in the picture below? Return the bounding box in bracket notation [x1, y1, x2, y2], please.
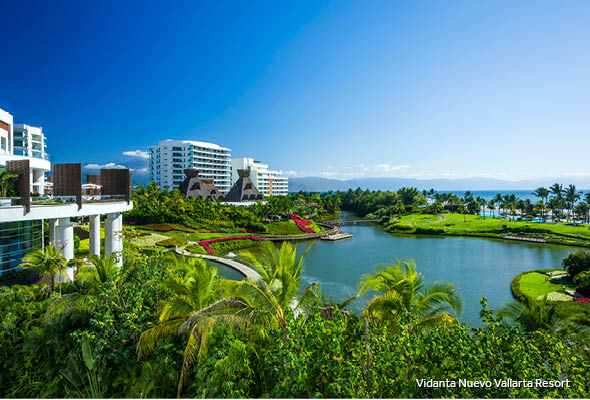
[1, 137, 5, 151]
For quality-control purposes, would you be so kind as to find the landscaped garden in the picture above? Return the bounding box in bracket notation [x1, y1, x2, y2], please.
[510, 251, 590, 318]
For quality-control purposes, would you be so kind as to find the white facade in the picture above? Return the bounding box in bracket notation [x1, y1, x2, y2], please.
[0, 108, 13, 155]
[231, 157, 289, 196]
[13, 124, 48, 161]
[149, 139, 232, 193]
[0, 108, 51, 194]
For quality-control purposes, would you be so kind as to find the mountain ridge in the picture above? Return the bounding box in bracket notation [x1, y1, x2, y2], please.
[288, 176, 590, 192]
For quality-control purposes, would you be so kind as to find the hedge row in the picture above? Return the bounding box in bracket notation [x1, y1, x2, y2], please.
[155, 238, 187, 248]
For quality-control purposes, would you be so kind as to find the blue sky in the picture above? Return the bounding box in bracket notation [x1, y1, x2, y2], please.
[1, 0, 590, 181]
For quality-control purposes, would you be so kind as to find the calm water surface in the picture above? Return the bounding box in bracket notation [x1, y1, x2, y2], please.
[294, 223, 575, 326]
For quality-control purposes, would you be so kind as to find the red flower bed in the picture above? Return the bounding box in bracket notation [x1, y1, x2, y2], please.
[573, 296, 590, 304]
[198, 235, 266, 255]
[290, 214, 316, 233]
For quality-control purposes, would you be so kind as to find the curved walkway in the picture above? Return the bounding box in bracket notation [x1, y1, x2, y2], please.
[175, 247, 261, 280]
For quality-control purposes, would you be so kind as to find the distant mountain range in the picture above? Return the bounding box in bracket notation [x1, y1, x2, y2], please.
[288, 176, 590, 192]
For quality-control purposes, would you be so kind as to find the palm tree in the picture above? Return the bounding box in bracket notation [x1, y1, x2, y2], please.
[238, 241, 313, 309]
[137, 256, 226, 396]
[494, 193, 503, 216]
[164, 242, 320, 394]
[358, 259, 463, 330]
[549, 183, 564, 220]
[488, 199, 496, 219]
[497, 297, 556, 333]
[532, 187, 549, 221]
[0, 168, 19, 197]
[43, 255, 119, 325]
[564, 184, 581, 222]
[477, 197, 487, 220]
[20, 244, 66, 294]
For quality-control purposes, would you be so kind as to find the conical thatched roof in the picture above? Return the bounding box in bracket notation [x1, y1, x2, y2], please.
[178, 169, 222, 201]
[224, 169, 264, 202]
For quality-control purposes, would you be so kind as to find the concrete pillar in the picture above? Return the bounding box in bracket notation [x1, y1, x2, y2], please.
[55, 217, 74, 281]
[89, 215, 100, 257]
[32, 169, 45, 195]
[105, 212, 122, 266]
[48, 218, 58, 247]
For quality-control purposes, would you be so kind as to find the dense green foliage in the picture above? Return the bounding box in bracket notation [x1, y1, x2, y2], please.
[574, 270, 590, 289]
[2, 243, 589, 398]
[562, 250, 590, 278]
[155, 238, 188, 248]
[126, 182, 264, 232]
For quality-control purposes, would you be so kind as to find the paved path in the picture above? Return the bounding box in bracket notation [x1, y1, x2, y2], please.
[175, 247, 261, 280]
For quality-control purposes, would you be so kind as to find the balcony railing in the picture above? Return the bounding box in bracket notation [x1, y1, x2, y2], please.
[0, 194, 127, 208]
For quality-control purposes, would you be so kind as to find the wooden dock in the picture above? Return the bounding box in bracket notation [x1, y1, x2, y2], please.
[322, 232, 353, 241]
[502, 234, 546, 243]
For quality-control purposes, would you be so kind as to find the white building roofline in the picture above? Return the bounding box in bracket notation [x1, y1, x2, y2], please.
[157, 139, 231, 152]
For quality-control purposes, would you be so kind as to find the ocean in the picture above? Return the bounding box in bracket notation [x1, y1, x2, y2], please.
[434, 190, 542, 202]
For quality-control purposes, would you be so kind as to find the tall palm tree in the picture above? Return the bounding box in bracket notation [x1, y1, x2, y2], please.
[165, 242, 320, 393]
[477, 197, 487, 220]
[137, 256, 226, 396]
[488, 199, 496, 219]
[494, 193, 503, 216]
[549, 183, 564, 220]
[564, 184, 581, 222]
[20, 244, 66, 294]
[532, 187, 549, 221]
[358, 259, 463, 330]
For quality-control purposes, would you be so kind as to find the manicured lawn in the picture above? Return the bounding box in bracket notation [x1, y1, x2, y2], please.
[265, 221, 304, 235]
[129, 225, 237, 242]
[131, 232, 172, 247]
[519, 271, 576, 300]
[388, 212, 590, 246]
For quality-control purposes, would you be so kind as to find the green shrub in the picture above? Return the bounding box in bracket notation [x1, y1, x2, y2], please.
[186, 244, 206, 254]
[562, 250, 590, 278]
[146, 223, 197, 233]
[385, 223, 413, 232]
[155, 238, 187, 248]
[74, 234, 80, 250]
[414, 227, 444, 235]
[573, 270, 590, 288]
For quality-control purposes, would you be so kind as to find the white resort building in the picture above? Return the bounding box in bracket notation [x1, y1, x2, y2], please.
[231, 157, 289, 196]
[149, 139, 232, 193]
[0, 108, 51, 194]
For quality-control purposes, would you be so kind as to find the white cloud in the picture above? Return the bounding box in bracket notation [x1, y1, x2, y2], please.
[84, 163, 128, 170]
[374, 163, 411, 173]
[283, 170, 299, 177]
[123, 150, 150, 159]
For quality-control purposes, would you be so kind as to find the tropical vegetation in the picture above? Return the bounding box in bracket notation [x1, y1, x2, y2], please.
[1, 241, 589, 398]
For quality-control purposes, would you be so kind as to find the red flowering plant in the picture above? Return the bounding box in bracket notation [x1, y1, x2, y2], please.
[290, 214, 316, 233]
[573, 296, 590, 304]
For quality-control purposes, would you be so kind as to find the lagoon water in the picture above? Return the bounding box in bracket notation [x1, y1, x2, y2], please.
[293, 223, 575, 326]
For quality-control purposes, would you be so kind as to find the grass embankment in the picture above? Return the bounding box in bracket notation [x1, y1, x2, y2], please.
[384, 213, 590, 247]
[511, 269, 588, 318]
[186, 239, 261, 255]
[264, 219, 323, 235]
